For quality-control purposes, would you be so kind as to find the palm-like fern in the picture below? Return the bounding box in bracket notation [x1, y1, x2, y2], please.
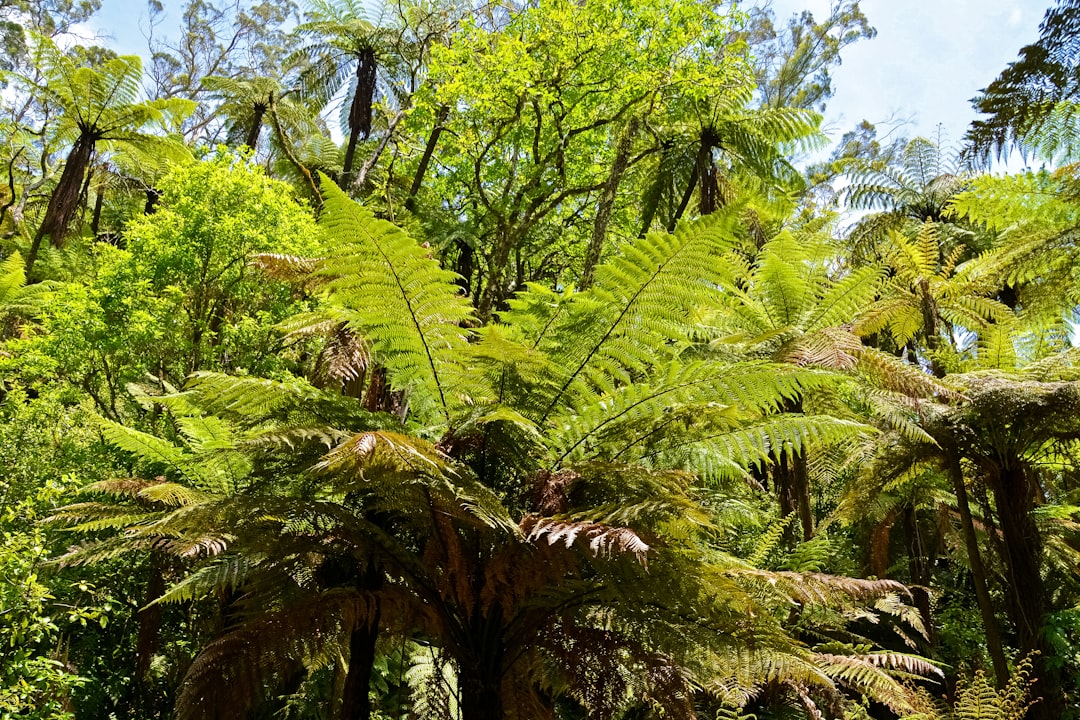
[852, 223, 1013, 376]
[4, 34, 193, 273]
[842, 136, 975, 264]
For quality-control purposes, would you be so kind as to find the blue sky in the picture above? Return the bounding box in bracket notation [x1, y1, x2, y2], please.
[769, 0, 1049, 154]
[83, 0, 1052, 157]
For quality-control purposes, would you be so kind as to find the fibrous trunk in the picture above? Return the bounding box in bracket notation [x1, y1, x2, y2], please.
[946, 451, 1009, 687]
[245, 102, 267, 150]
[340, 613, 380, 720]
[775, 449, 813, 543]
[340, 49, 378, 190]
[990, 462, 1062, 718]
[27, 134, 95, 275]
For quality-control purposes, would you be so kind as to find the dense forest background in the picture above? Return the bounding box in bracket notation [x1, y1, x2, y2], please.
[4, 0, 1080, 718]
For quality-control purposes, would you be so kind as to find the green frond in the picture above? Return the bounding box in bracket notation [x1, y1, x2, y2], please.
[152, 555, 251, 606]
[805, 266, 886, 332]
[97, 418, 211, 486]
[527, 213, 740, 419]
[815, 651, 936, 715]
[0, 251, 25, 305]
[951, 656, 1035, 720]
[547, 361, 831, 464]
[318, 180, 474, 425]
[665, 414, 872, 469]
[746, 514, 796, 567]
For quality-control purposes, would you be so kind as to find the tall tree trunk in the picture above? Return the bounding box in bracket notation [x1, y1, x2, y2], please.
[340, 49, 378, 191]
[775, 450, 813, 543]
[696, 131, 719, 217]
[90, 184, 104, 237]
[455, 239, 475, 296]
[946, 451, 1009, 687]
[27, 134, 95, 275]
[477, 226, 515, 321]
[666, 162, 699, 232]
[406, 104, 449, 211]
[132, 554, 166, 718]
[340, 563, 383, 720]
[990, 462, 1062, 719]
[580, 117, 639, 290]
[270, 104, 322, 207]
[458, 613, 505, 720]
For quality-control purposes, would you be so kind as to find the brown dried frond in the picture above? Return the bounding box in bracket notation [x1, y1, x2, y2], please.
[79, 477, 163, 497]
[250, 252, 319, 284]
[522, 516, 650, 563]
[528, 468, 581, 515]
[176, 588, 376, 720]
[315, 323, 370, 383]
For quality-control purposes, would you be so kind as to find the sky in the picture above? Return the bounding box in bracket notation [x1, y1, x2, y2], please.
[768, 0, 1049, 155]
[82, 0, 1053, 160]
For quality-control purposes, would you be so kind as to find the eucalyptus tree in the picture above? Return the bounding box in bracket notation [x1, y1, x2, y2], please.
[0, 0, 101, 72]
[744, 1, 876, 113]
[4, 35, 192, 275]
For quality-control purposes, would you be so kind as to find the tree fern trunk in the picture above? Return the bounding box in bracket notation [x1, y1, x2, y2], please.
[132, 553, 166, 718]
[340, 611, 381, 720]
[902, 504, 935, 649]
[775, 450, 813, 543]
[455, 240, 475, 296]
[697, 130, 719, 216]
[458, 607, 505, 720]
[27, 134, 95, 275]
[946, 451, 1009, 688]
[245, 103, 266, 150]
[459, 649, 504, 720]
[340, 49, 378, 191]
[991, 463, 1063, 719]
[90, 184, 104, 238]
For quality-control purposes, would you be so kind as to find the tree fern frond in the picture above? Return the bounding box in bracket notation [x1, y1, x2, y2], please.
[522, 516, 650, 563]
[152, 555, 251, 606]
[317, 180, 474, 425]
[531, 212, 740, 419]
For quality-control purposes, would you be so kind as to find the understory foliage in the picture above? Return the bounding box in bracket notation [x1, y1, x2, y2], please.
[7, 1, 1080, 720]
